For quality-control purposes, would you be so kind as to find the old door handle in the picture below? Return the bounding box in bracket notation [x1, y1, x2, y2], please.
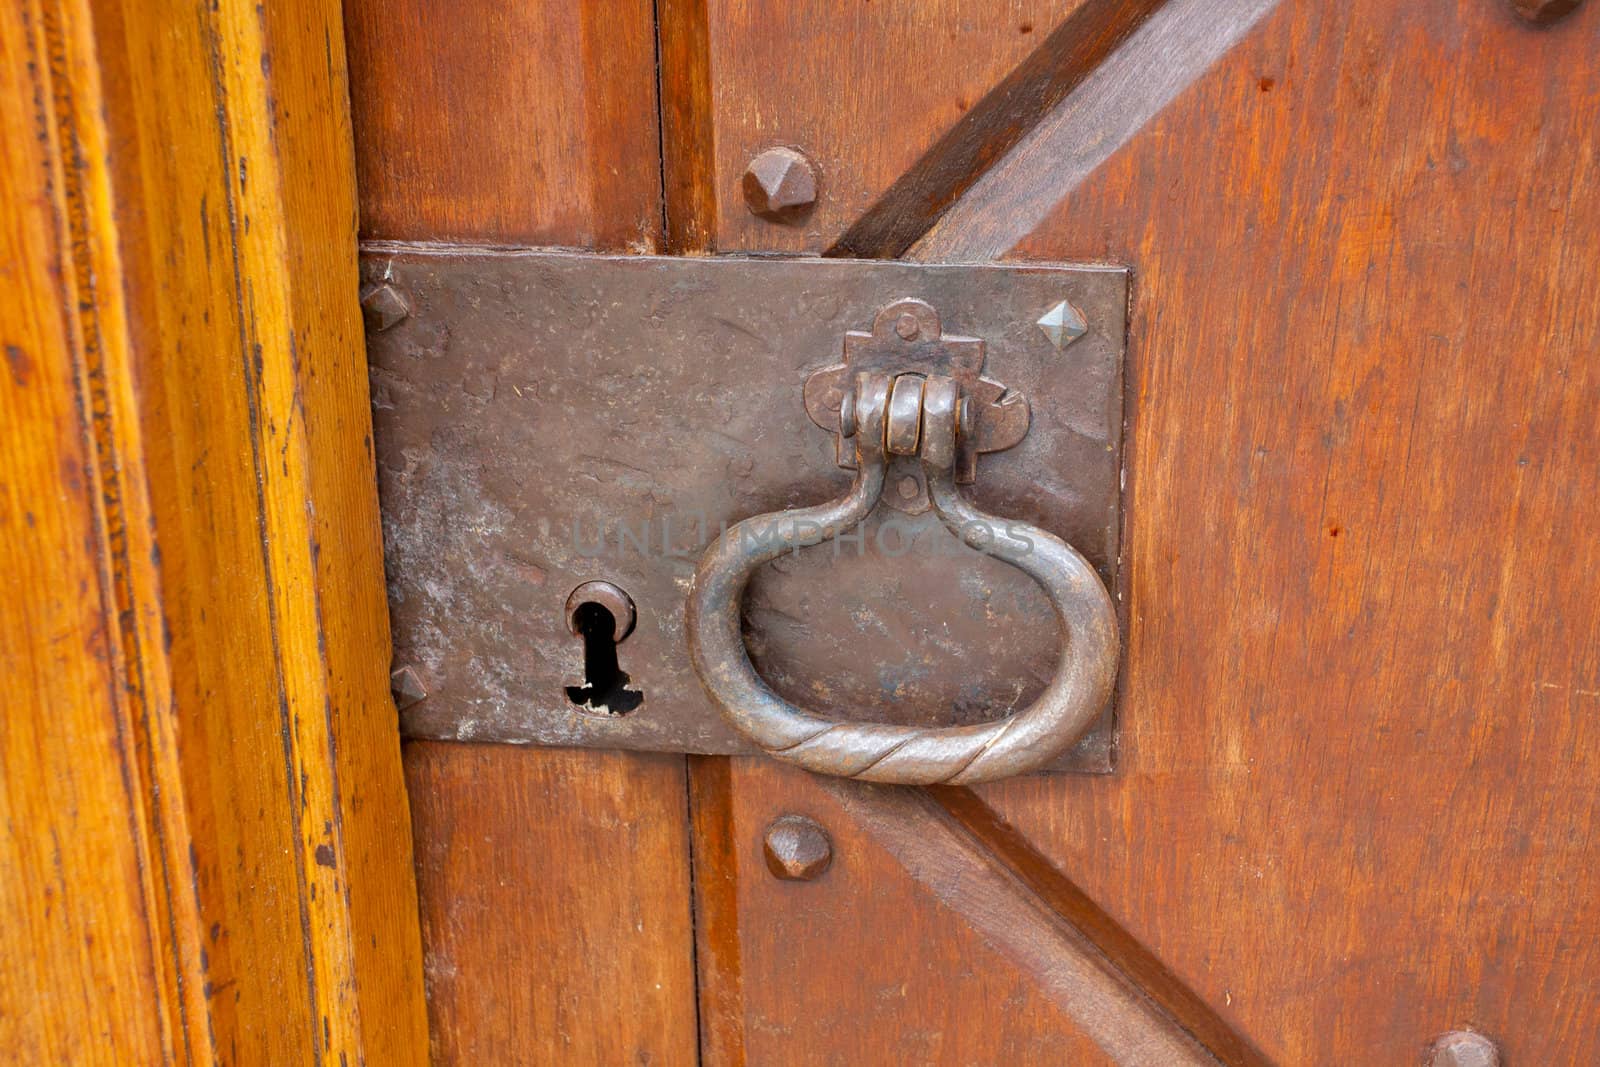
[686, 371, 1119, 785]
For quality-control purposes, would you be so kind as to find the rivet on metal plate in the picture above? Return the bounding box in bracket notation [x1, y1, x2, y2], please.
[1036, 298, 1088, 350]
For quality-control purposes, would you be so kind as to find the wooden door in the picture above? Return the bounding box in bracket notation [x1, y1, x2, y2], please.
[347, 0, 1600, 1062]
[2, 0, 426, 1062]
[344, 2, 1600, 1063]
[9, 1, 1594, 1064]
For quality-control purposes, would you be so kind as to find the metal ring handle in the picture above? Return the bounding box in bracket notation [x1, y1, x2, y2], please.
[686, 374, 1119, 785]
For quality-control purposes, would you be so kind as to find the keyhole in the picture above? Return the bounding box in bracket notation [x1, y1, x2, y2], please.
[565, 600, 644, 714]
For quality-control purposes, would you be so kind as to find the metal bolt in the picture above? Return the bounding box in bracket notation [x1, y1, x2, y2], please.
[1510, 0, 1584, 24]
[742, 147, 818, 221]
[895, 313, 921, 341]
[762, 815, 832, 881]
[390, 666, 427, 711]
[839, 383, 858, 438]
[1426, 1031, 1500, 1067]
[361, 283, 410, 332]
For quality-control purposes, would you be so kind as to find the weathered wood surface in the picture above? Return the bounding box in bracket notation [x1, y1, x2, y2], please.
[1, 0, 428, 1061]
[2, 4, 174, 1057]
[405, 745, 698, 1064]
[967, 0, 1600, 1062]
[342, 1, 704, 1061]
[344, 0, 1600, 1062]
[690, 760, 1136, 1065]
[682, 0, 1600, 1062]
[664, 0, 1104, 255]
[345, 0, 663, 248]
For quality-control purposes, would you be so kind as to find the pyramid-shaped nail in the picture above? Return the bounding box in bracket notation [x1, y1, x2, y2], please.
[1036, 299, 1087, 349]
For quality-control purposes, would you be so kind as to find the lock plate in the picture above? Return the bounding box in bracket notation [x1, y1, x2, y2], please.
[365, 247, 1126, 773]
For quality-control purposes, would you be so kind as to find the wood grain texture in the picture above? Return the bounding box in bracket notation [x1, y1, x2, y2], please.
[687, 756, 749, 1065]
[405, 744, 698, 1065]
[658, 0, 717, 254]
[347, 4, 707, 1058]
[670, 3, 1230, 1060]
[948, 0, 1600, 1062]
[1, 5, 173, 1059]
[692, 760, 1133, 1065]
[665, 0, 1095, 254]
[914, 0, 1281, 261]
[343, 0, 663, 247]
[1, 0, 429, 1061]
[930, 787, 1274, 1067]
[829, 0, 1168, 259]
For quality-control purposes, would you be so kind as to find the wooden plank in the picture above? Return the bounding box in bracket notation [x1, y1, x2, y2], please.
[666, 4, 1244, 1060]
[820, 777, 1225, 1065]
[0, 0, 430, 1061]
[405, 744, 698, 1065]
[343, 1, 703, 1058]
[658, 0, 717, 254]
[913, 0, 1280, 260]
[939, 0, 1600, 1061]
[692, 761, 1134, 1065]
[662, 0, 1098, 254]
[687, 755, 749, 1064]
[930, 788, 1273, 1067]
[1, 5, 174, 1059]
[829, 0, 1169, 259]
[343, 0, 662, 247]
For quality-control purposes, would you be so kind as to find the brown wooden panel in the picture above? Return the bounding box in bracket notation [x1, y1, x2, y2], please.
[1, 7, 171, 1058]
[671, 0, 1600, 1062]
[343, 0, 662, 247]
[665, 4, 1252, 1061]
[954, 0, 1600, 1062]
[106, 0, 431, 1056]
[349, 0, 704, 1056]
[406, 743, 698, 1065]
[3, 0, 429, 1061]
[691, 760, 1142, 1065]
[664, 0, 1098, 254]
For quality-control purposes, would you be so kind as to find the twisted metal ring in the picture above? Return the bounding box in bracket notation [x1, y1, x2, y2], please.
[685, 373, 1118, 784]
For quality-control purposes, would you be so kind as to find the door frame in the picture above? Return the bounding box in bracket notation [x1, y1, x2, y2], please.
[2, 1, 427, 1061]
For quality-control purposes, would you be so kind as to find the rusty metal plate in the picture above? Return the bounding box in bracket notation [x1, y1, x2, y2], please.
[364, 247, 1126, 773]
